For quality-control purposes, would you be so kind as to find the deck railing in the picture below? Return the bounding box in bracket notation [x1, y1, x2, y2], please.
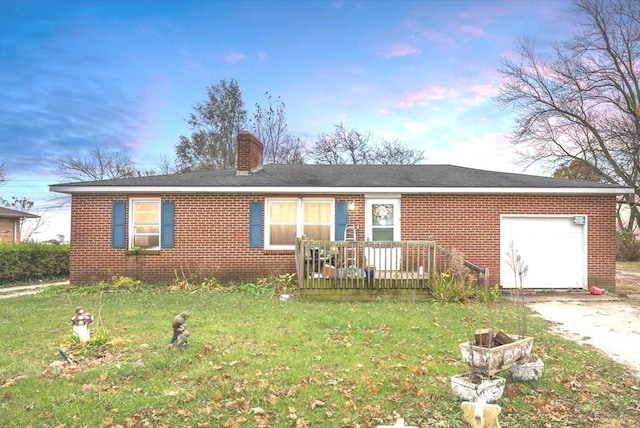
[295, 238, 438, 290]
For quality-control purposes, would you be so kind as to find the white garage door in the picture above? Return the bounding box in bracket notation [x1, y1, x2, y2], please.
[500, 215, 587, 289]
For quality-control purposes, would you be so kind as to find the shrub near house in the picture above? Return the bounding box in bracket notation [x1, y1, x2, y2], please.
[0, 243, 69, 283]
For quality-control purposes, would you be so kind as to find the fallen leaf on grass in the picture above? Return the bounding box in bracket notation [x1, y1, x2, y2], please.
[310, 399, 325, 409]
[1, 378, 16, 387]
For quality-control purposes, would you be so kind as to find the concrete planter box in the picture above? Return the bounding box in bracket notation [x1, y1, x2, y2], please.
[460, 335, 533, 376]
[509, 354, 544, 381]
[450, 373, 506, 403]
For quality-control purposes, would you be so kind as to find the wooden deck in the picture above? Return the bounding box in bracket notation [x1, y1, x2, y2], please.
[294, 238, 487, 301]
[295, 238, 435, 301]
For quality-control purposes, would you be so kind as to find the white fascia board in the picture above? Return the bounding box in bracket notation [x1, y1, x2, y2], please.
[49, 185, 633, 195]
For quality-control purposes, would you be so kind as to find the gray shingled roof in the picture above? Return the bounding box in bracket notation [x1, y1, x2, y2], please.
[49, 164, 630, 192]
[0, 207, 39, 218]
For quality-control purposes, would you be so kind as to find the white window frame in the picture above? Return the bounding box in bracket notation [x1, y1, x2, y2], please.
[264, 198, 335, 250]
[129, 198, 162, 250]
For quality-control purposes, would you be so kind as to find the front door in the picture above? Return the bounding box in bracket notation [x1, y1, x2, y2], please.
[365, 198, 401, 271]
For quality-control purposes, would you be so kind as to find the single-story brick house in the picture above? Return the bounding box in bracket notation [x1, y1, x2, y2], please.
[50, 132, 632, 290]
[0, 207, 39, 243]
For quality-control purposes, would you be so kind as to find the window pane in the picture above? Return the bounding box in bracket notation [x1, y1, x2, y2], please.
[373, 228, 394, 241]
[134, 235, 159, 248]
[270, 201, 298, 223]
[270, 225, 297, 245]
[135, 226, 159, 234]
[304, 202, 330, 223]
[134, 202, 159, 223]
[132, 200, 160, 248]
[303, 201, 331, 241]
[303, 225, 330, 240]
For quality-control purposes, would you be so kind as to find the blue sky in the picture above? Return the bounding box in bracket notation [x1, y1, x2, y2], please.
[0, 0, 575, 240]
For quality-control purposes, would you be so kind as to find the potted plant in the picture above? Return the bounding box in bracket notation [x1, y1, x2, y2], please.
[448, 251, 507, 402]
[509, 353, 544, 381]
[459, 242, 537, 375]
[451, 244, 542, 401]
[459, 242, 542, 379]
[450, 371, 506, 403]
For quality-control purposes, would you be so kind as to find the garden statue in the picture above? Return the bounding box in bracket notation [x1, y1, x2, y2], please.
[170, 311, 190, 347]
[70, 306, 94, 343]
[461, 397, 501, 428]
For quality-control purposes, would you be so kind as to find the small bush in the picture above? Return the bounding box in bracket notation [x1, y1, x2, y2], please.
[111, 275, 142, 290]
[428, 270, 474, 303]
[476, 284, 502, 303]
[255, 273, 297, 297]
[70, 326, 111, 356]
[169, 269, 221, 292]
[616, 229, 640, 261]
[0, 242, 69, 284]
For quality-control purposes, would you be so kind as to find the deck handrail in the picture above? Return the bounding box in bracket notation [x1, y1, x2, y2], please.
[295, 238, 437, 289]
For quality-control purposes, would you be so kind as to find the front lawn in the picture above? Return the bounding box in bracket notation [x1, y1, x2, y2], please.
[1, 285, 638, 427]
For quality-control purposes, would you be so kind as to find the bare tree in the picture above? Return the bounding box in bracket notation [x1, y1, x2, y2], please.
[0, 163, 5, 185]
[56, 146, 136, 182]
[497, 0, 640, 230]
[309, 123, 374, 164]
[310, 123, 424, 165]
[251, 92, 306, 164]
[374, 138, 425, 165]
[153, 154, 180, 175]
[176, 79, 247, 171]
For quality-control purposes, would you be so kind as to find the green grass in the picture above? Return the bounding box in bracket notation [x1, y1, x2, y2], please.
[1, 286, 639, 427]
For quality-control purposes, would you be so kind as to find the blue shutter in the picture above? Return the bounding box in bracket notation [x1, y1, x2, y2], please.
[161, 201, 175, 248]
[335, 201, 348, 241]
[112, 201, 126, 248]
[249, 201, 263, 248]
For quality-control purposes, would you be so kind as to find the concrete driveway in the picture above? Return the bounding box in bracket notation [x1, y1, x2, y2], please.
[526, 294, 640, 378]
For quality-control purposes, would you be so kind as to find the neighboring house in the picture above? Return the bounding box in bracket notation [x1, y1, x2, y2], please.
[50, 131, 632, 290]
[0, 207, 39, 243]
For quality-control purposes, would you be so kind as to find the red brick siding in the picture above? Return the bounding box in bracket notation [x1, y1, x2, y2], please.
[237, 132, 263, 172]
[401, 194, 617, 288]
[69, 192, 617, 288]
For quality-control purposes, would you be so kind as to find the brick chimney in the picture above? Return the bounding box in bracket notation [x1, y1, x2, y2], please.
[236, 131, 264, 175]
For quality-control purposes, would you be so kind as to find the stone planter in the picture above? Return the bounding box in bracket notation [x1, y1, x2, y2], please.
[459, 335, 533, 376]
[509, 354, 544, 381]
[450, 373, 506, 403]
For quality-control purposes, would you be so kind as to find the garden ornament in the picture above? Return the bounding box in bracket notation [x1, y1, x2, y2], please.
[170, 311, 190, 347]
[70, 306, 94, 343]
[461, 397, 501, 428]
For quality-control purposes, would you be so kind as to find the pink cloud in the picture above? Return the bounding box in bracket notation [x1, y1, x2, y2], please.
[225, 51, 246, 64]
[459, 83, 498, 105]
[395, 86, 447, 109]
[383, 43, 421, 59]
[459, 24, 484, 36]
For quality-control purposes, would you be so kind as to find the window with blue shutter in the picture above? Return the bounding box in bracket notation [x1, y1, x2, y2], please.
[335, 201, 348, 241]
[249, 201, 263, 248]
[161, 201, 175, 248]
[112, 201, 126, 248]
